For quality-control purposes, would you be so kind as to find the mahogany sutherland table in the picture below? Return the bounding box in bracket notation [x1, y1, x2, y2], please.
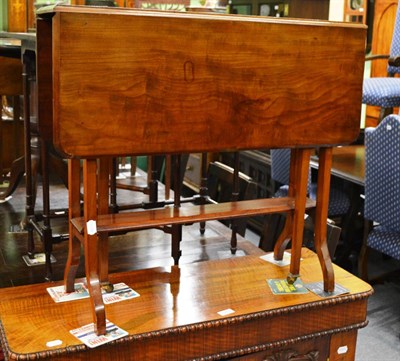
[0, 249, 372, 360]
[34, 5, 367, 336]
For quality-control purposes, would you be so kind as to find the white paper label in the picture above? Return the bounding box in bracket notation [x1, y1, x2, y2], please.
[86, 220, 97, 235]
[46, 340, 63, 347]
[217, 308, 235, 316]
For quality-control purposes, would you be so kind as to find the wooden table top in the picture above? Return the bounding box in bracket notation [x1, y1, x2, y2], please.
[311, 145, 365, 186]
[33, 5, 367, 157]
[0, 248, 372, 358]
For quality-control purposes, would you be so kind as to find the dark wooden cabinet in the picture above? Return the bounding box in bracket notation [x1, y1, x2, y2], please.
[0, 57, 24, 183]
[219, 150, 276, 234]
[220, 150, 274, 200]
[231, 0, 330, 20]
[288, 0, 330, 19]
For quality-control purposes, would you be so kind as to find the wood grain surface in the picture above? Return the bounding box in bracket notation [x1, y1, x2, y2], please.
[35, 6, 367, 157]
[0, 248, 372, 360]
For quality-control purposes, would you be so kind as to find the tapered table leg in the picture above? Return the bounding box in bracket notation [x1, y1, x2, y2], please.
[313, 147, 335, 292]
[287, 148, 311, 283]
[64, 159, 82, 293]
[83, 158, 106, 336]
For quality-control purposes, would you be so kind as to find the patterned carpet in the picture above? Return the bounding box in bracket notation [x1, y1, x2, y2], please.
[356, 276, 400, 360]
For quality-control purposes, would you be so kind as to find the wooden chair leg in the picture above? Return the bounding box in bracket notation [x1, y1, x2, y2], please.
[148, 156, 158, 204]
[313, 147, 335, 292]
[378, 106, 393, 123]
[358, 220, 372, 281]
[130, 156, 137, 177]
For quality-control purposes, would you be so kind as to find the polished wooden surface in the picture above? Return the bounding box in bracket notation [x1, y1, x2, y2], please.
[330, 145, 365, 186]
[0, 57, 22, 95]
[0, 171, 261, 286]
[32, 5, 368, 334]
[0, 248, 372, 360]
[0, 31, 71, 282]
[311, 145, 365, 186]
[37, 6, 367, 158]
[71, 197, 316, 234]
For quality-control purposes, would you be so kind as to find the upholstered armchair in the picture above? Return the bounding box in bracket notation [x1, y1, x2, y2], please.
[359, 114, 400, 280]
[362, 4, 400, 123]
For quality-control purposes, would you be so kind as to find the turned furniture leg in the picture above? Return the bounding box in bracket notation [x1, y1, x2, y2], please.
[109, 157, 118, 214]
[287, 148, 311, 283]
[230, 152, 240, 254]
[199, 152, 208, 235]
[148, 156, 158, 204]
[314, 147, 335, 292]
[40, 139, 54, 280]
[171, 155, 182, 265]
[83, 158, 106, 336]
[22, 54, 36, 256]
[65, 159, 82, 293]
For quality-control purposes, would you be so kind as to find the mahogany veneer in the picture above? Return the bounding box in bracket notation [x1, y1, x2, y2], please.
[0, 249, 372, 360]
[71, 197, 316, 234]
[34, 5, 367, 335]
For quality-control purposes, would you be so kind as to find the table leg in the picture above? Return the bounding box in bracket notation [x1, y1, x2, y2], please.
[230, 152, 240, 254]
[64, 159, 82, 293]
[22, 53, 36, 257]
[313, 147, 335, 292]
[98, 158, 111, 291]
[171, 155, 183, 265]
[199, 152, 208, 235]
[40, 139, 54, 280]
[288, 148, 311, 283]
[83, 158, 106, 336]
[109, 157, 118, 213]
[273, 148, 299, 260]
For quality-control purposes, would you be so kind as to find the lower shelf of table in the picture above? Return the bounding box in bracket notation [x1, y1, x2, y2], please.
[0, 248, 372, 361]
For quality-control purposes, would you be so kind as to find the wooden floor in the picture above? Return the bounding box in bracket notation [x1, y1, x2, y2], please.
[0, 171, 264, 289]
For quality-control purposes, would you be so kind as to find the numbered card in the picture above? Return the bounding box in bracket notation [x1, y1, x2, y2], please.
[267, 278, 309, 295]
